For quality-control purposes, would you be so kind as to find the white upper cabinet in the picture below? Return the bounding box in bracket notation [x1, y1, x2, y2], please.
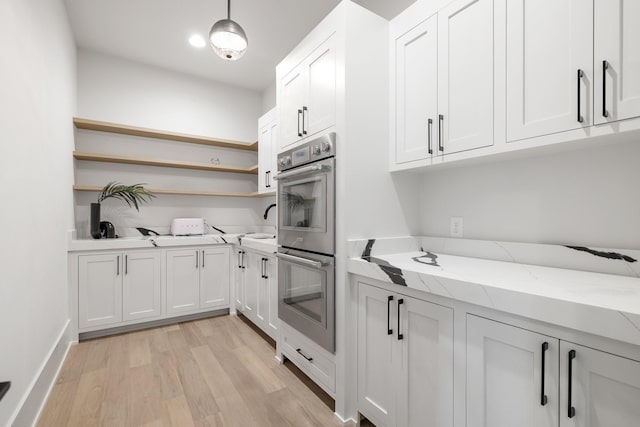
[278, 35, 336, 151]
[594, 0, 640, 124]
[258, 109, 277, 194]
[438, 0, 495, 154]
[395, 15, 438, 164]
[506, 0, 593, 141]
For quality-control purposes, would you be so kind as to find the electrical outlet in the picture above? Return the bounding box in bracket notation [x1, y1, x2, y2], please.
[450, 217, 464, 238]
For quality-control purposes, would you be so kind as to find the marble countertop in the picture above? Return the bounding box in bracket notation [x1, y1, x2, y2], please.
[239, 237, 277, 254]
[348, 238, 640, 347]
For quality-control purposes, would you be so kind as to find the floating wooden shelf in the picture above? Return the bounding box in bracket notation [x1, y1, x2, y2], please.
[73, 151, 258, 175]
[73, 117, 258, 151]
[73, 185, 271, 198]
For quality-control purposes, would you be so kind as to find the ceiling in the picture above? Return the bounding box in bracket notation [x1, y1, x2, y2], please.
[64, 0, 416, 93]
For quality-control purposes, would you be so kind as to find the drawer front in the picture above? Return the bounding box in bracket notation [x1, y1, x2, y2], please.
[281, 325, 335, 395]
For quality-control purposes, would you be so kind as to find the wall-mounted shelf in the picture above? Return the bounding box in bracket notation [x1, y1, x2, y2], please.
[73, 151, 258, 175]
[73, 117, 258, 151]
[73, 185, 271, 198]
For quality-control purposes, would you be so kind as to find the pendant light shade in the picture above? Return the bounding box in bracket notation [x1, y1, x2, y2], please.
[209, 0, 248, 61]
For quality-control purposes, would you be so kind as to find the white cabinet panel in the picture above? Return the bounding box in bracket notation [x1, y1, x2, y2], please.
[234, 248, 245, 311]
[466, 315, 559, 427]
[506, 0, 593, 141]
[560, 341, 640, 427]
[280, 68, 306, 149]
[244, 251, 258, 315]
[265, 257, 278, 336]
[395, 15, 439, 164]
[305, 37, 336, 137]
[122, 251, 161, 322]
[199, 247, 230, 309]
[358, 282, 396, 427]
[166, 249, 200, 314]
[258, 109, 277, 194]
[594, 0, 640, 124]
[438, 0, 494, 154]
[397, 296, 453, 427]
[78, 253, 122, 328]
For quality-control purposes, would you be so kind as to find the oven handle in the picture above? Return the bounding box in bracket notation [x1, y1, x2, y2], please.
[276, 252, 329, 269]
[272, 164, 331, 181]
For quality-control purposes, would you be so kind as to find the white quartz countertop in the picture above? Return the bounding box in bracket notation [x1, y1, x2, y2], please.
[349, 249, 640, 347]
[239, 237, 277, 254]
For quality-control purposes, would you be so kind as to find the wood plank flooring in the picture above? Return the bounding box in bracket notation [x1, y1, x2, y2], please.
[37, 315, 346, 427]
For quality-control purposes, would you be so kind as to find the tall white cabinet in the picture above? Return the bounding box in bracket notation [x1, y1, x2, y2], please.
[258, 108, 277, 194]
[357, 281, 454, 427]
[594, 0, 640, 125]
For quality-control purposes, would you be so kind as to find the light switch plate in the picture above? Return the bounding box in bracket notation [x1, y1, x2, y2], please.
[450, 217, 464, 238]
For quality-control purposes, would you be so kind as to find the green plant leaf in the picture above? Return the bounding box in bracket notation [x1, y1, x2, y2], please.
[97, 181, 156, 211]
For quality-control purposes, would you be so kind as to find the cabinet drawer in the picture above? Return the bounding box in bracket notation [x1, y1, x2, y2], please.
[281, 324, 335, 395]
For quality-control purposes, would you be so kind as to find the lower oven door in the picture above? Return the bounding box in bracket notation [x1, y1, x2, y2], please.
[277, 248, 335, 353]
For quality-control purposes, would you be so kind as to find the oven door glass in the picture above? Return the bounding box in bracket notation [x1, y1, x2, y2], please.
[280, 259, 327, 326]
[280, 174, 326, 233]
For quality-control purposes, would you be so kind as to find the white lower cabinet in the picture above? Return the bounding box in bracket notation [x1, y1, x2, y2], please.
[467, 315, 559, 427]
[166, 247, 230, 315]
[234, 247, 246, 311]
[122, 251, 161, 322]
[240, 249, 278, 339]
[467, 314, 640, 427]
[357, 281, 453, 427]
[78, 253, 123, 329]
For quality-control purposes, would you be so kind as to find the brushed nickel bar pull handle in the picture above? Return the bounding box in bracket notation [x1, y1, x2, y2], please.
[577, 70, 584, 123]
[202, 250, 205, 268]
[438, 114, 444, 152]
[603, 60, 609, 118]
[428, 118, 433, 155]
[116, 255, 120, 275]
[125, 255, 128, 275]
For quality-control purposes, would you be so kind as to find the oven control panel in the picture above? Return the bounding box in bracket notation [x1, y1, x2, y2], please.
[277, 132, 336, 172]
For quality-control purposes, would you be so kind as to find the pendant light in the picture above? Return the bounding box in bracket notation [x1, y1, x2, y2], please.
[209, 0, 248, 61]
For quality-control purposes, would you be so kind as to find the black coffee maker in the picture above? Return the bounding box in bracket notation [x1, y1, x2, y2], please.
[99, 221, 116, 238]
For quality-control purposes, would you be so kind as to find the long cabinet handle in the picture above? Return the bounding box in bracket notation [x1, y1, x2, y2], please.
[568, 349, 576, 418]
[387, 295, 394, 335]
[438, 115, 444, 152]
[297, 109, 303, 137]
[602, 60, 609, 118]
[296, 348, 313, 362]
[116, 255, 120, 276]
[202, 250, 205, 268]
[428, 118, 433, 155]
[241, 251, 245, 269]
[577, 70, 584, 123]
[238, 251, 242, 269]
[125, 255, 128, 275]
[302, 106, 308, 135]
[541, 342, 549, 406]
[196, 251, 199, 269]
[397, 298, 404, 340]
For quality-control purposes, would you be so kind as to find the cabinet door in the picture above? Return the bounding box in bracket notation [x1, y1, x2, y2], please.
[305, 36, 336, 137]
[257, 257, 268, 327]
[559, 342, 640, 427]
[357, 283, 396, 427]
[122, 251, 161, 322]
[78, 253, 122, 329]
[265, 257, 278, 336]
[243, 251, 259, 319]
[395, 15, 438, 164]
[279, 66, 305, 149]
[258, 124, 272, 194]
[166, 249, 200, 314]
[199, 247, 230, 309]
[438, 0, 495, 154]
[234, 248, 245, 311]
[506, 0, 593, 141]
[594, 0, 640, 124]
[397, 296, 454, 427]
[467, 315, 559, 427]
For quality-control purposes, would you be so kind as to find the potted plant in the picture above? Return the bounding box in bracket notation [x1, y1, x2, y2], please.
[90, 182, 155, 239]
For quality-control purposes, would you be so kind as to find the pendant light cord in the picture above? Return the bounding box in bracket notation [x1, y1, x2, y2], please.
[227, 0, 231, 19]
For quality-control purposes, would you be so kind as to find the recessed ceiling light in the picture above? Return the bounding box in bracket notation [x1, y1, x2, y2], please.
[189, 34, 206, 48]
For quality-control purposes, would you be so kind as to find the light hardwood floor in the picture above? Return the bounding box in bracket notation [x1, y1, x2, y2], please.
[37, 315, 347, 427]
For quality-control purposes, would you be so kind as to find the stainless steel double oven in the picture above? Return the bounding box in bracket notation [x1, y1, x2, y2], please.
[273, 133, 335, 353]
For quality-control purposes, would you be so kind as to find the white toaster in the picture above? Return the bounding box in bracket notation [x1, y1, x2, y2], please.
[170, 218, 205, 236]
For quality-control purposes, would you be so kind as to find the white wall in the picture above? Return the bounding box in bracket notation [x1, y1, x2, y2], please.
[261, 82, 276, 115]
[75, 50, 274, 236]
[419, 139, 640, 249]
[0, 0, 76, 425]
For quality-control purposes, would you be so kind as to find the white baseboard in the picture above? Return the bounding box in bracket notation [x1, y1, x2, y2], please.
[334, 411, 357, 426]
[10, 319, 71, 427]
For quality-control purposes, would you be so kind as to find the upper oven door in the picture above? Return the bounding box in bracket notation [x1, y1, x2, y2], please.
[275, 157, 335, 254]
